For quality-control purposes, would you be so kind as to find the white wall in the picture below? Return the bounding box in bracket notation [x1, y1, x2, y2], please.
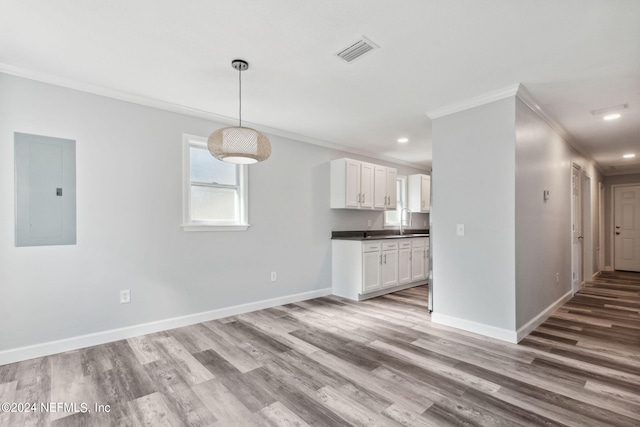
[0, 74, 427, 358]
[431, 97, 517, 333]
[514, 98, 602, 329]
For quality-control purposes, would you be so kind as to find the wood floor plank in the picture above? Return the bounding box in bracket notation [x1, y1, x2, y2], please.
[152, 336, 215, 386]
[256, 401, 310, 427]
[126, 391, 183, 427]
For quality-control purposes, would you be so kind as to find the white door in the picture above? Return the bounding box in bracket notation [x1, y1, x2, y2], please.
[345, 159, 361, 208]
[398, 247, 411, 284]
[421, 175, 431, 212]
[373, 165, 387, 209]
[386, 168, 397, 209]
[382, 249, 398, 288]
[571, 164, 583, 293]
[360, 162, 374, 208]
[614, 185, 640, 272]
[411, 247, 426, 281]
[363, 251, 381, 292]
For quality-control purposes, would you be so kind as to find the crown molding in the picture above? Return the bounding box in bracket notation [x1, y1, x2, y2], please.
[0, 64, 428, 171]
[514, 85, 604, 175]
[425, 81, 604, 175]
[425, 84, 520, 119]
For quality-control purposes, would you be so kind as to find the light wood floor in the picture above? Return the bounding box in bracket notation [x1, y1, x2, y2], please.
[1, 271, 639, 426]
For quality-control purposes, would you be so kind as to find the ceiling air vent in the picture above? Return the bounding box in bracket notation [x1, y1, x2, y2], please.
[336, 37, 379, 63]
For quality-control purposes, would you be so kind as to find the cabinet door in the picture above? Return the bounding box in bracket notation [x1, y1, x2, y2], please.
[382, 249, 398, 288]
[363, 251, 382, 292]
[421, 175, 431, 212]
[398, 247, 411, 284]
[360, 162, 374, 208]
[411, 247, 426, 281]
[345, 159, 361, 208]
[373, 165, 387, 210]
[386, 168, 397, 209]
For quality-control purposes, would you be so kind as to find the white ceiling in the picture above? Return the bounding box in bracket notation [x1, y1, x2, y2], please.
[1, 0, 639, 173]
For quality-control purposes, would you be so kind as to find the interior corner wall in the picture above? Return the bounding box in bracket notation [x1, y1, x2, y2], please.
[0, 73, 428, 358]
[431, 97, 517, 333]
[514, 98, 602, 329]
[603, 173, 640, 269]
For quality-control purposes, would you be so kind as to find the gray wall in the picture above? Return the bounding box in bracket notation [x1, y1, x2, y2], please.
[431, 97, 517, 331]
[514, 99, 602, 329]
[431, 94, 604, 335]
[603, 173, 640, 268]
[0, 73, 427, 352]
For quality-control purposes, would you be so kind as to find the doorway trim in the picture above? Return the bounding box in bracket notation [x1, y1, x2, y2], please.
[598, 182, 605, 273]
[582, 172, 592, 284]
[570, 162, 583, 295]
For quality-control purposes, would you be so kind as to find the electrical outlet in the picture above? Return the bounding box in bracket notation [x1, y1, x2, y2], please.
[367, 219, 372, 227]
[556, 273, 560, 284]
[120, 289, 131, 304]
[271, 272, 277, 282]
[456, 224, 465, 236]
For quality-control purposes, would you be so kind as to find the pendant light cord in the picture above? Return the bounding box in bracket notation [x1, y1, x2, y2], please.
[238, 66, 242, 128]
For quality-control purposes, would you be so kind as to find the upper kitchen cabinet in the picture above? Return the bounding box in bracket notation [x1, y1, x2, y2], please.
[330, 158, 395, 210]
[374, 165, 397, 210]
[408, 174, 431, 213]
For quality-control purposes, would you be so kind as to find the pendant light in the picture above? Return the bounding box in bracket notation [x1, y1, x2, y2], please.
[208, 59, 272, 164]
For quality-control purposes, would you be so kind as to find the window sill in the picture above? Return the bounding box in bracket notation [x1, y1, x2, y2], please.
[181, 224, 250, 232]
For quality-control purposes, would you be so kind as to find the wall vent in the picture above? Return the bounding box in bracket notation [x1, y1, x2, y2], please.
[336, 37, 379, 63]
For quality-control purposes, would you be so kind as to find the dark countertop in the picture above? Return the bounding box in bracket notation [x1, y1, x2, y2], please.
[331, 229, 429, 241]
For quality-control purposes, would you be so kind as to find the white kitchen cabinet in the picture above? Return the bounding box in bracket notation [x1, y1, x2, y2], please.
[374, 165, 398, 210]
[386, 168, 397, 209]
[362, 242, 382, 293]
[408, 174, 431, 213]
[332, 236, 429, 301]
[411, 238, 428, 282]
[398, 241, 412, 284]
[331, 158, 395, 210]
[382, 241, 399, 288]
[374, 165, 387, 210]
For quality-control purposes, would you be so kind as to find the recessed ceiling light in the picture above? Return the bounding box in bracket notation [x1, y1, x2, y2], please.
[623, 153, 636, 159]
[603, 113, 621, 121]
[397, 138, 409, 143]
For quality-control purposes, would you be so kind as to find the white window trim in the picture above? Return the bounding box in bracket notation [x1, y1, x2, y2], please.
[181, 134, 250, 231]
[384, 175, 407, 227]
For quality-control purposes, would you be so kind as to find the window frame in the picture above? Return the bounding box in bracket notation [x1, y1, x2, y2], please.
[384, 175, 407, 227]
[182, 134, 249, 231]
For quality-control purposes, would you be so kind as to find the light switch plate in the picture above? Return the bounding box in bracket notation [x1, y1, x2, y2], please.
[456, 224, 465, 236]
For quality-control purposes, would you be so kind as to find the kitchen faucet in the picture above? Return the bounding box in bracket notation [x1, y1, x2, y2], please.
[400, 208, 412, 235]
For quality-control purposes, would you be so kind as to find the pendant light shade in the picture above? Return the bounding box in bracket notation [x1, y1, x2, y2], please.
[208, 126, 271, 164]
[208, 59, 272, 164]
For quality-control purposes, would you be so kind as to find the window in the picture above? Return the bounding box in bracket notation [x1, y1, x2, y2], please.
[384, 175, 407, 227]
[182, 134, 249, 231]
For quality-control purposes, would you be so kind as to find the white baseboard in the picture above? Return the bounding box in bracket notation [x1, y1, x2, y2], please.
[431, 313, 518, 343]
[0, 288, 331, 366]
[516, 290, 573, 342]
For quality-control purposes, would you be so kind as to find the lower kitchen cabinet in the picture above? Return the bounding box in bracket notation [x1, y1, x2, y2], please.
[332, 237, 429, 301]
